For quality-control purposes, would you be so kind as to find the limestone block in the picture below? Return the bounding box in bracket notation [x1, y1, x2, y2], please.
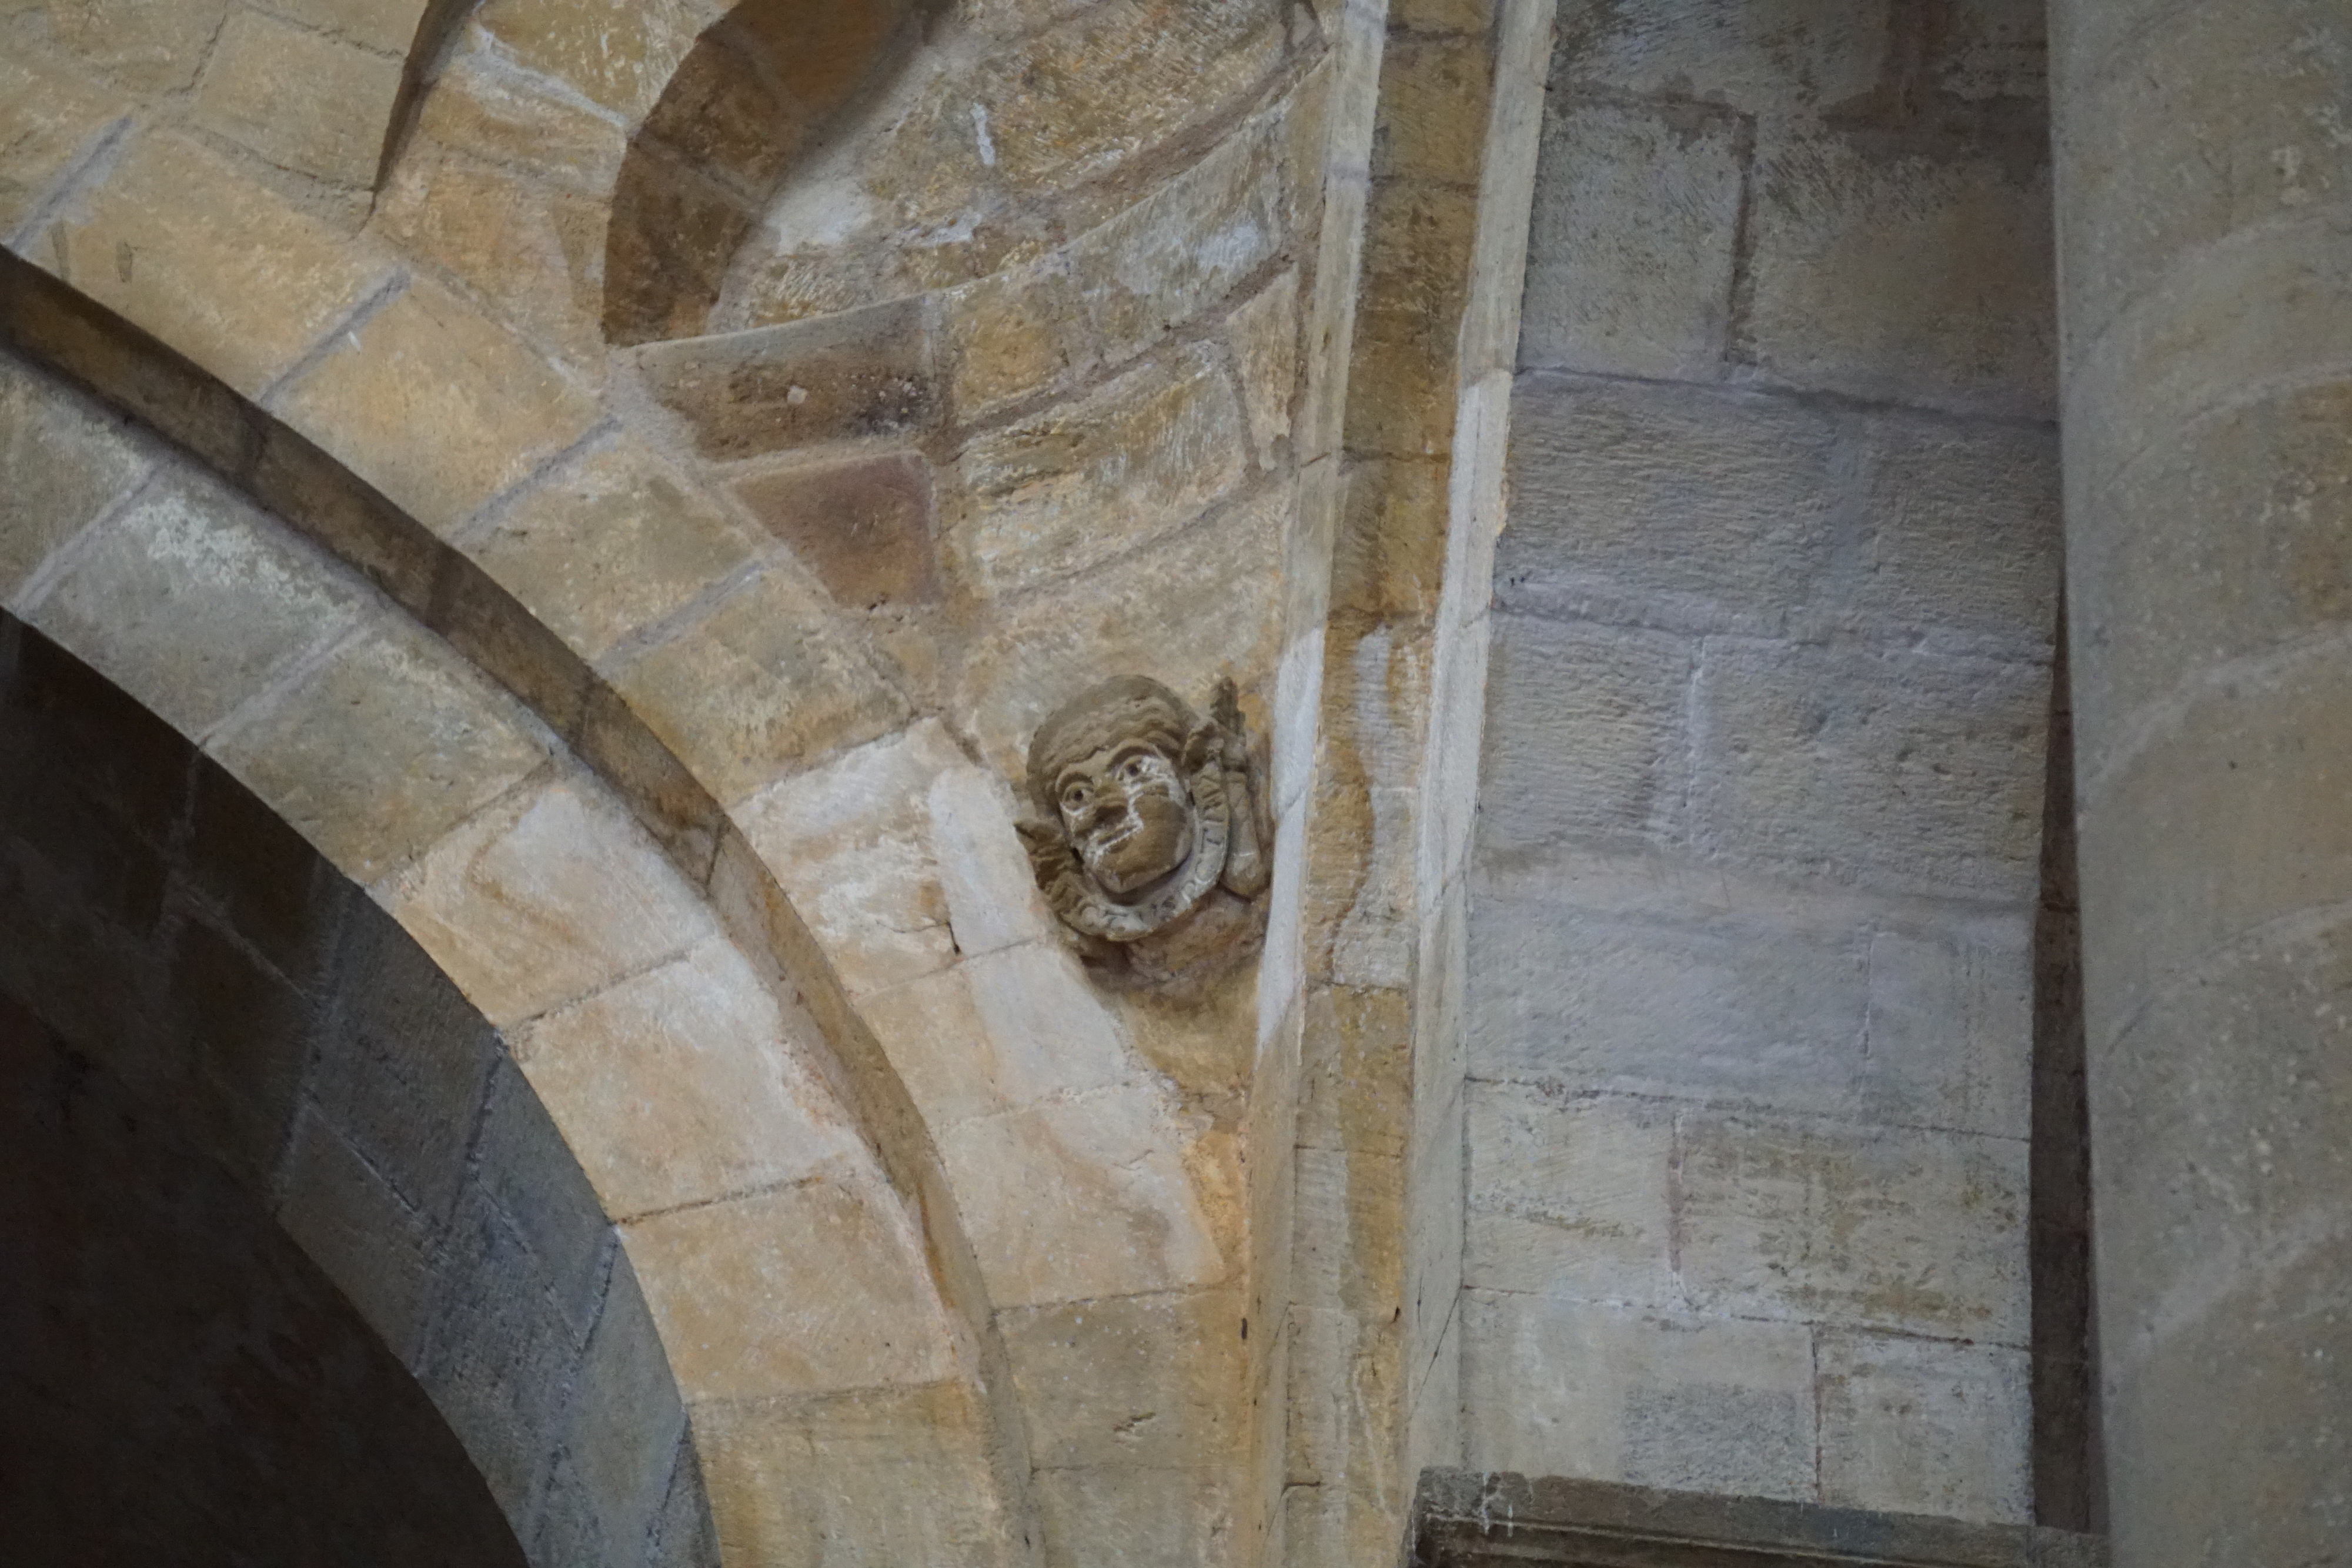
[637, 298, 938, 462]
[46, 0, 229, 94]
[1816, 1330, 2031, 1524]
[419, 1184, 587, 1519]
[1677, 1112, 2029, 1343]
[1464, 1085, 1675, 1308]
[471, 436, 759, 664]
[409, 46, 629, 193]
[622, 1176, 954, 1399]
[1344, 292, 1462, 459]
[1551, 0, 1884, 116]
[1372, 37, 1493, 186]
[938, 1085, 1227, 1308]
[375, 149, 610, 369]
[2072, 379, 2352, 755]
[210, 613, 549, 880]
[941, 256, 1099, 422]
[2079, 652, 2352, 1029]
[2059, 0, 2352, 356]
[858, 965, 1005, 1129]
[1863, 927, 2033, 1140]
[1690, 639, 2048, 900]
[1519, 98, 1744, 380]
[1284, 1304, 1402, 1513]
[273, 1107, 439, 1365]
[1003, 1288, 1243, 1469]
[736, 721, 964, 996]
[381, 771, 711, 1028]
[185, 760, 353, 991]
[1460, 1292, 1817, 1500]
[1743, 129, 2055, 416]
[1502, 374, 1843, 631]
[27, 473, 365, 736]
[475, 0, 720, 121]
[44, 132, 395, 397]
[1227, 268, 1298, 469]
[469, 1057, 614, 1338]
[193, 9, 407, 189]
[971, 0, 1287, 192]
[1071, 111, 1287, 365]
[1836, 413, 2060, 658]
[1476, 615, 1692, 857]
[0, 353, 149, 599]
[516, 935, 863, 1221]
[1293, 1144, 1404, 1313]
[693, 1382, 1005, 1568]
[961, 942, 1132, 1104]
[952, 340, 1248, 598]
[271, 0, 429, 53]
[1331, 456, 1446, 620]
[735, 450, 940, 610]
[928, 761, 1062, 957]
[1033, 1465, 1233, 1568]
[313, 908, 501, 1222]
[1932, 0, 2047, 103]
[276, 275, 600, 535]
[954, 480, 1284, 775]
[1298, 983, 1409, 1158]
[550, 1252, 690, 1563]
[606, 565, 911, 806]
[0, 52, 121, 238]
[650, 1438, 722, 1568]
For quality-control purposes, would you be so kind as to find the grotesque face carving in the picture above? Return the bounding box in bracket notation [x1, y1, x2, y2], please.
[1019, 676, 1269, 954]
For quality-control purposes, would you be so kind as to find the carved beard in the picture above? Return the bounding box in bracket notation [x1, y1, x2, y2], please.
[1075, 783, 1196, 897]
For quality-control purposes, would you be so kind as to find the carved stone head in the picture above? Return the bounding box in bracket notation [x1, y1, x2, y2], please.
[1018, 676, 1269, 956]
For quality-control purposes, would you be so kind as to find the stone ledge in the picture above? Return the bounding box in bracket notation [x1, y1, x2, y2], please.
[1411, 1471, 2105, 1568]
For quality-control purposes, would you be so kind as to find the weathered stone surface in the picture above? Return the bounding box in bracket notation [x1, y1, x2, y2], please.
[1298, 983, 1409, 1158]
[637, 299, 938, 462]
[953, 341, 1249, 599]
[29, 473, 365, 736]
[0, 52, 121, 238]
[1816, 1330, 2031, 1524]
[606, 565, 911, 805]
[1743, 131, 2055, 416]
[1464, 1086, 1675, 1307]
[1033, 1464, 1234, 1568]
[941, 256, 1098, 422]
[272, 0, 429, 54]
[1227, 268, 1298, 470]
[193, 8, 407, 189]
[1519, 98, 1744, 380]
[472, 436, 759, 663]
[475, 0, 716, 122]
[0, 351, 148, 598]
[857, 964, 1004, 1128]
[517, 935, 863, 1221]
[273, 1106, 440, 1365]
[1498, 375, 1839, 636]
[276, 275, 600, 536]
[1677, 1112, 2028, 1343]
[382, 770, 710, 1027]
[1371, 37, 1493, 185]
[470, 1055, 614, 1338]
[1690, 639, 2047, 900]
[46, 132, 395, 397]
[46, 0, 229, 94]
[211, 613, 551, 882]
[1862, 926, 2033, 1139]
[1003, 1288, 1243, 1470]
[734, 450, 940, 610]
[1461, 1292, 1817, 1500]
[549, 1252, 690, 1563]
[1550, 0, 1885, 114]
[622, 1178, 954, 1399]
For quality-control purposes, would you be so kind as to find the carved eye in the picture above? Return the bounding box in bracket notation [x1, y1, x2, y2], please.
[1121, 757, 1149, 783]
[1062, 784, 1090, 813]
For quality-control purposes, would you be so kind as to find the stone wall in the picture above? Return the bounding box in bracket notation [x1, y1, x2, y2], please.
[0, 605, 714, 1564]
[1458, 0, 2062, 1524]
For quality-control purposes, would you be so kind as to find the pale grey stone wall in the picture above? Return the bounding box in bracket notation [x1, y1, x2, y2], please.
[1461, 0, 2060, 1524]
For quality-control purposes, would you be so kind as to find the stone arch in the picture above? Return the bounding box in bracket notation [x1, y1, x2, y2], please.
[0, 266, 1025, 1564]
[0, 608, 716, 1564]
[604, 0, 944, 344]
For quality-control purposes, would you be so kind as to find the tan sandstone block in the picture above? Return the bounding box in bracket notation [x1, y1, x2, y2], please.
[857, 965, 1006, 1130]
[0, 52, 121, 238]
[275, 275, 601, 534]
[271, 0, 429, 54]
[27, 472, 367, 736]
[1003, 1288, 1244, 1469]
[1372, 36, 1494, 186]
[954, 341, 1250, 597]
[637, 296, 938, 462]
[624, 1177, 955, 1399]
[211, 613, 550, 882]
[471, 436, 759, 663]
[0, 353, 149, 598]
[379, 771, 713, 1026]
[1227, 269, 1299, 470]
[46, 133, 394, 396]
[408, 46, 629, 192]
[734, 450, 941, 611]
[47, 0, 229, 94]
[476, 0, 719, 121]
[941, 258, 1098, 422]
[606, 566, 912, 806]
[194, 8, 406, 189]
[517, 936, 864, 1220]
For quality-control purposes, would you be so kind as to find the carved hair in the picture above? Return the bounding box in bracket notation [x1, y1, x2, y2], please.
[1025, 676, 1202, 815]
